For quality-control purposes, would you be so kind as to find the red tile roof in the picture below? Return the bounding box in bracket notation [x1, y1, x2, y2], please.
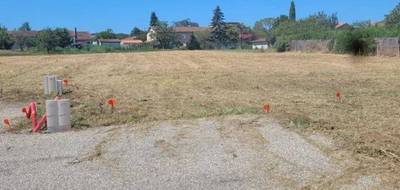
[69, 31, 91, 41]
[335, 23, 350, 29]
[121, 37, 143, 45]
[240, 33, 253, 41]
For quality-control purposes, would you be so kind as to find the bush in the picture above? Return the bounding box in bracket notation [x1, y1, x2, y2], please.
[0, 26, 15, 49]
[187, 34, 201, 50]
[335, 29, 376, 55]
[274, 39, 289, 52]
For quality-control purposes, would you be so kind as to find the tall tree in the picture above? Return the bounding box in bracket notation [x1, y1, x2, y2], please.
[253, 18, 276, 45]
[152, 22, 178, 49]
[36, 28, 72, 52]
[130, 27, 147, 41]
[225, 24, 240, 48]
[254, 18, 275, 32]
[36, 29, 58, 52]
[385, 3, 400, 27]
[273, 15, 290, 28]
[150, 12, 159, 27]
[18, 22, 31, 31]
[210, 6, 227, 48]
[54, 28, 72, 48]
[289, 0, 296, 21]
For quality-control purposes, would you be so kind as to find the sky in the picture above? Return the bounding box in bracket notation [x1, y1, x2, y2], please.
[0, 0, 398, 33]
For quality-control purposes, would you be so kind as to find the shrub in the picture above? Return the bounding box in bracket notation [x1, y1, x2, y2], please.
[0, 26, 15, 49]
[274, 39, 289, 52]
[187, 34, 201, 50]
[335, 29, 376, 55]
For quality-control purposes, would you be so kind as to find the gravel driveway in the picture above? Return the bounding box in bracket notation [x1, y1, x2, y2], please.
[0, 115, 380, 189]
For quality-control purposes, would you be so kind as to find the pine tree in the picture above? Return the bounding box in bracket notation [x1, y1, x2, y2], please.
[210, 6, 227, 48]
[187, 34, 201, 50]
[289, 0, 296, 21]
[150, 12, 159, 27]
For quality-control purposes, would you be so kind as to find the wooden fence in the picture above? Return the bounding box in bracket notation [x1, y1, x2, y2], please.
[376, 38, 400, 57]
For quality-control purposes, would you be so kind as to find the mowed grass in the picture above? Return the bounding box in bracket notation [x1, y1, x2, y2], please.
[0, 51, 399, 184]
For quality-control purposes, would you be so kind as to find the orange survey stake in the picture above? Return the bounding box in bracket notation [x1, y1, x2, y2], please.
[107, 98, 117, 113]
[3, 119, 11, 127]
[63, 79, 69, 86]
[336, 90, 342, 101]
[263, 104, 271, 113]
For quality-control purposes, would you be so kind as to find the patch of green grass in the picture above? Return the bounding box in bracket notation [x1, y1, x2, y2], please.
[217, 106, 260, 116]
[289, 114, 311, 128]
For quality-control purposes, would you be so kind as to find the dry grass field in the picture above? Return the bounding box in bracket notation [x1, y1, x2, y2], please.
[0, 51, 399, 186]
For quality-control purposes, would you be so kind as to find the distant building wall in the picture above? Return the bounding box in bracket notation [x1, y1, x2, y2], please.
[252, 44, 269, 50]
[376, 38, 400, 57]
[289, 40, 331, 53]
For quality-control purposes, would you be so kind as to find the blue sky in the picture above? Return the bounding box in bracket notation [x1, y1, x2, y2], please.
[0, 0, 398, 33]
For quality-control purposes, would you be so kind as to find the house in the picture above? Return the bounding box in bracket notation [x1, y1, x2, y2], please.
[70, 28, 92, 45]
[225, 22, 254, 45]
[94, 39, 121, 48]
[251, 38, 269, 50]
[120, 37, 143, 47]
[146, 26, 208, 46]
[173, 27, 208, 46]
[146, 27, 156, 42]
[240, 33, 254, 42]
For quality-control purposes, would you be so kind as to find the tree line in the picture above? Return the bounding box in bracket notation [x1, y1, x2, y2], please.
[1, 1, 400, 54]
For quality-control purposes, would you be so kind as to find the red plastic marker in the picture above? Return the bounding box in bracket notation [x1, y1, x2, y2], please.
[336, 90, 342, 101]
[107, 98, 117, 113]
[3, 119, 11, 128]
[33, 115, 47, 133]
[263, 104, 271, 113]
[63, 79, 69, 86]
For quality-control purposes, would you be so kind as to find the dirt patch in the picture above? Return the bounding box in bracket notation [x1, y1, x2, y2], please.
[0, 51, 399, 185]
